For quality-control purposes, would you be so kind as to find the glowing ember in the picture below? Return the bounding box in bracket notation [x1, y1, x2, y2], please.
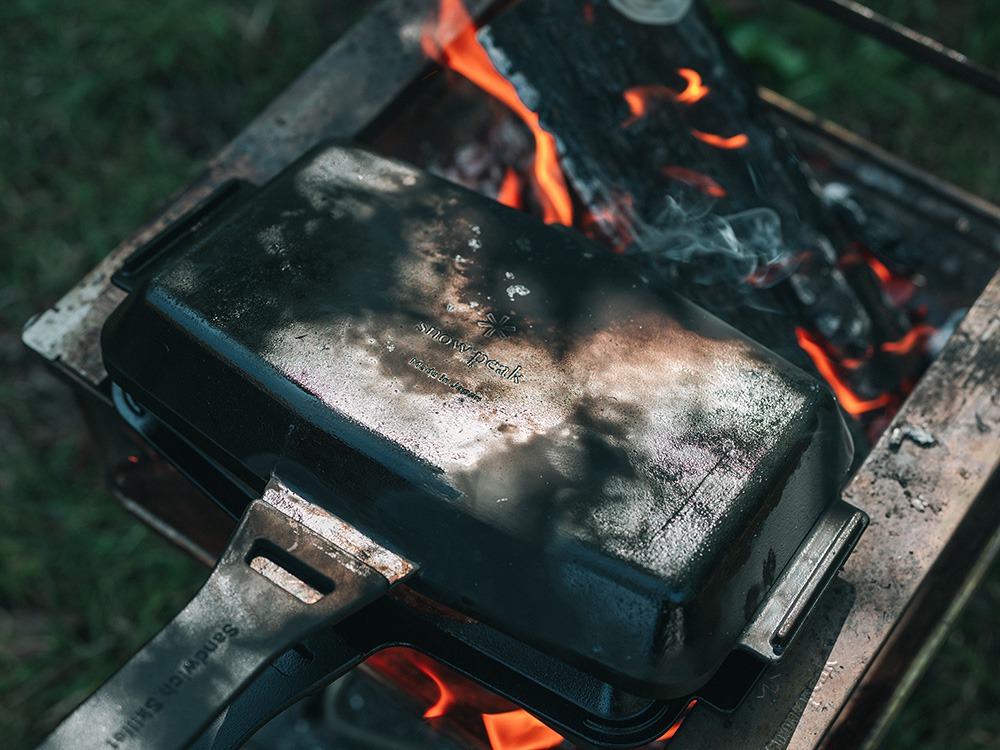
[865, 252, 893, 284]
[690, 129, 749, 149]
[674, 68, 710, 104]
[422, 0, 572, 225]
[744, 251, 809, 289]
[482, 711, 564, 750]
[582, 192, 635, 254]
[881, 323, 935, 355]
[661, 166, 726, 198]
[795, 327, 893, 416]
[621, 69, 710, 127]
[497, 167, 523, 209]
[839, 245, 919, 307]
[622, 86, 673, 127]
[618, 67, 745, 149]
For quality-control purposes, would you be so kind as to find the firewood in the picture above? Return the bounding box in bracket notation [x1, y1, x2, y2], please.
[479, 0, 904, 365]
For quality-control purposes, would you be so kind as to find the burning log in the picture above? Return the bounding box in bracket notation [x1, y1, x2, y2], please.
[368, 0, 935, 441]
[473, 0, 905, 368]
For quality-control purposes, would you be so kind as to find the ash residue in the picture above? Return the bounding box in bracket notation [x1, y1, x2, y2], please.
[888, 424, 938, 451]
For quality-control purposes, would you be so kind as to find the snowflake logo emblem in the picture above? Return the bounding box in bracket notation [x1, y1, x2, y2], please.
[477, 312, 516, 339]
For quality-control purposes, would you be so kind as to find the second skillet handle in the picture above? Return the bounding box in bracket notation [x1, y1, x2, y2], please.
[38, 490, 407, 750]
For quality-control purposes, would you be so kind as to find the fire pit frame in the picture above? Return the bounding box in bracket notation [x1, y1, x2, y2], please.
[22, 1, 1000, 748]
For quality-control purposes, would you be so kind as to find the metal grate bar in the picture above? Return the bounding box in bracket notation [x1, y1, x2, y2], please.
[789, 0, 1000, 98]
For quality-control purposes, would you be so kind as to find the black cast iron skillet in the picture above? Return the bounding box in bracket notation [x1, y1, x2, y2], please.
[39, 145, 866, 749]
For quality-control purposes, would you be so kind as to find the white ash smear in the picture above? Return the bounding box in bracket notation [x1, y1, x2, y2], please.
[297, 148, 423, 197]
[505, 271, 515, 279]
[259, 225, 284, 253]
[888, 424, 937, 451]
[506, 284, 530, 300]
[257, 226, 296, 272]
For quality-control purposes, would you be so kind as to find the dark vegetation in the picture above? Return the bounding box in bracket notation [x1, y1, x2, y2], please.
[0, 0, 996, 747]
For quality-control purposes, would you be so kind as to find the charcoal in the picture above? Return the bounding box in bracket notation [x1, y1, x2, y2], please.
[822, 182, 922, 275]
[479, 0, 904, 364]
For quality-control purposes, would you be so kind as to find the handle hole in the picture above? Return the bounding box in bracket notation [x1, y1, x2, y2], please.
[247, 540, 335, 604]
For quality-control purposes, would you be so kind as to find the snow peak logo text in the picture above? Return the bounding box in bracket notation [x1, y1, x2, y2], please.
[416, 321, 524, 384]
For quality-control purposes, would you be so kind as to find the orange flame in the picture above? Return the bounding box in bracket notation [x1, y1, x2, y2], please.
[690, 129, 749, 149]
[795, 327, 893, 416]
[657, 699, 698, 741]
[482, 711, 564, 750]
[423, 0, 572, 225]
[661, 166, 726, 198]
[497, 167, 523, 209]
[365, 648, 701, 750]
[414, 658, 455, 719]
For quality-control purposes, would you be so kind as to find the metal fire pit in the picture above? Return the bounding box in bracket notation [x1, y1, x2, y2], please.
[22, 1, 1000, 748]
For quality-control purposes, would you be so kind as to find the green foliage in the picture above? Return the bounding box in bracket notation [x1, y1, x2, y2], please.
[709, 0, 1000, 204]
[0, 1, 367, 745]
[0, 0, 365, 325]
[0, 424, 204, 742]
[0, 351, 207, 742]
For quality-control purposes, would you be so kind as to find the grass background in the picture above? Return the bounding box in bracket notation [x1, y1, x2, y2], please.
[0, 0, 997, 747]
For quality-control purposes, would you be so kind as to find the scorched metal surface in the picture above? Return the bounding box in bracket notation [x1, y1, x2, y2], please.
[102, 144, 864, 699]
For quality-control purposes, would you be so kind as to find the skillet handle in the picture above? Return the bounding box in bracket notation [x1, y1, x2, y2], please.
[38, 496, 397, 750]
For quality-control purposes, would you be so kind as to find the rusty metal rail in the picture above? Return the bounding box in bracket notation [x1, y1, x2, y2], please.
[788, 0, 1000, 99]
